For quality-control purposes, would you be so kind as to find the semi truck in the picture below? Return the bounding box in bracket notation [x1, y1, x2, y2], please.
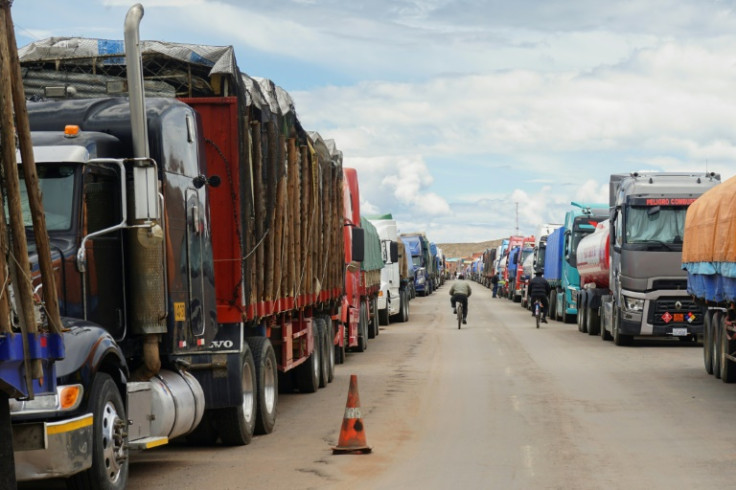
[400, 233, 435, 296]
[12, 7, 352, 487]
[682, 173, 735, 380]
[368, 214, 409, 325]
[577, 172, 720, 345]
[511, 236, 535, 303]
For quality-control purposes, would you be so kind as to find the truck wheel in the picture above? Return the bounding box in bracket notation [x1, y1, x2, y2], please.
[713, 311, 723, 379]
[613, 311, 633, 346]
[296, 328, 321, 393]
[587, 306, 600, 336]
[355, 302, 369, 352]
[704, 310, 714, 375]
[247, 337, 278, 434]
[68, 373, 128, 490]
[316, 319, 329, 388]
[401, 291, 409, 322]
[321, 317, 336, 382]
[577, 301, 586, 333]
[720, 313, 736, 383]
[378, 307, 389, 327]
[548, 291, 556, 322]
[373, 298, 380, 336]
[216, 344, 257, 445]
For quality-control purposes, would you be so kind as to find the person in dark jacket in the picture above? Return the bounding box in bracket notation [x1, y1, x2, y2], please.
[527, 270, 550, 323]
[491, 273, 500, 298]
[449, 274, 472, 324]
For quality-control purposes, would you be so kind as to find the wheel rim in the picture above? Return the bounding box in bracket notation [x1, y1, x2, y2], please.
[241, 359, 256, 424]
[101, 400, 126, 484]
[262, 353, 276, 413]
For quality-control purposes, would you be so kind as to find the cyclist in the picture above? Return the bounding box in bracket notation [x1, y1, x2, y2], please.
[449, 274, 472, 324]
[527, 269, 550, 323]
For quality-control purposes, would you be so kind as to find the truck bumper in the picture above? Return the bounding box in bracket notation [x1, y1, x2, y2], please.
[620, 291, 705, 337]
[14, 413, 94, 481]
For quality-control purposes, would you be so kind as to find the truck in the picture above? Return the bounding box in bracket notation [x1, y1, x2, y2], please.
[511, 236, 535, 303]
[681, 173, 735, 380]
[552, 203, 608, 323]
[400, 233, 435, 296]
[340, 168, 383, 350]
[368, 214, 409, 325]
[399, 239, 416, 300]
[12, 8, 351, 486]
[577, 172, 720, 345]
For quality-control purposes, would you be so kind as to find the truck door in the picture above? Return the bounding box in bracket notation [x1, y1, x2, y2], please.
[185, 188, 206, 336]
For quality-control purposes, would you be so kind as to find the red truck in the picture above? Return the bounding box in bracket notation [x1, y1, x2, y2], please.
[339, 168, 382, 358]
[11, 7, 355, 487]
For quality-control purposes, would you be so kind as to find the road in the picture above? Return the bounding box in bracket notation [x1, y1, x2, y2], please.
[24, 280, 736, 489]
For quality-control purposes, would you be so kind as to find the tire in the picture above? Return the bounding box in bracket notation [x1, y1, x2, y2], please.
[247, 337, 278, 434]
[216, 344, 257, 445]
[587, 306, 600, 336]
[325, 317, 336, 382]
[378, 306, 389, 327]
[355, 302, 369, 352]
[316, 319, 329, 389]
[720, 313, 736, 383]
[186, 410, 218, 446]
[549, 291, 557, 322]
[704, 309, 714, 375]
[402, 291, 410, 322]
[577, 299, 586, 333]
[613, 309, 633, 346]
[713, 311, 723, 379]
[68, 373, 128, 490]
[296, 327, 321, 393]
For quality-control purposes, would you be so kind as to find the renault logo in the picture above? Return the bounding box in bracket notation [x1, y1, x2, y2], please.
[675, 301, 682, 310]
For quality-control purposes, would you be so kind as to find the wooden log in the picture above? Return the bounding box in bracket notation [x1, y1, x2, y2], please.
[272, 175, 286, 301]
[251, 121, 264, 306]
[0, 6, 41, 381]
[5, 6, 62, 335]
[300, 146, 310, 295]
[287, 138, 298, 299]
[264, 122, 278, 302]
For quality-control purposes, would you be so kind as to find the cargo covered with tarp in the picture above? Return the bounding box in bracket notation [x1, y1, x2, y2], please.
[360, 217, 383, 289]
[683, 174, 736, 303]
[19, 38, 346, 323]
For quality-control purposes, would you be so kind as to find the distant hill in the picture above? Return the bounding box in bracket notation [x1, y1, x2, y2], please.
[438, 239, 504, 260]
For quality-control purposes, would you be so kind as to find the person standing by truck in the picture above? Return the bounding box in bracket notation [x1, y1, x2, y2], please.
[450, 274, 472, 324]
[491, 272, 500, 298]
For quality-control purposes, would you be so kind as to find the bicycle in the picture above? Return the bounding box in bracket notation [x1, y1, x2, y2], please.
[457, 302, 463, 329]
[533, 299, 542, 328]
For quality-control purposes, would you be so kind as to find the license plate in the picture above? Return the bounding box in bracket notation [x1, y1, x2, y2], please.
[672, 328, 688, 337]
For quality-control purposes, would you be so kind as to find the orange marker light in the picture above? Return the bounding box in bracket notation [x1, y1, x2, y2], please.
[64, 125, 80, 137]
[59, 385, 82, 410]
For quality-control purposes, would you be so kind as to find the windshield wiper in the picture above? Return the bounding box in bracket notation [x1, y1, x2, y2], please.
[636, 240, 675, 251]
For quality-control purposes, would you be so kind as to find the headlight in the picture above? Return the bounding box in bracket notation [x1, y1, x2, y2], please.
[416, 276, 426, 284]
[10, 384, 84, 415]
[623, 296, 644, 313]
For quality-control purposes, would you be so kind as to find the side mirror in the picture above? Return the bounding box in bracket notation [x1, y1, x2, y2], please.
[351, 227, 365, 262]
[390, 241, 399, 263]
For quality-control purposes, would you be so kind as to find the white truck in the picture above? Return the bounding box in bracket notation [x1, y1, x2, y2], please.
[368, 214, 409, 324]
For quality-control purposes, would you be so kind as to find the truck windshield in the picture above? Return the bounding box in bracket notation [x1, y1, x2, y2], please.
[625, 206, 686, 245]
[16, 165, 76, 231]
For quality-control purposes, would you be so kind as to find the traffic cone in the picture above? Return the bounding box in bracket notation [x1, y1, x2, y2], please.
[332, 374, 372, 454]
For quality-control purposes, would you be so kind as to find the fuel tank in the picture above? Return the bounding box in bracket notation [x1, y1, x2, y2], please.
[576, 220, 610, 289]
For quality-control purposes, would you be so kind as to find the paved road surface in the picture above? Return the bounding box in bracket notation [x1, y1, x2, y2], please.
[23, 280, 736, 489]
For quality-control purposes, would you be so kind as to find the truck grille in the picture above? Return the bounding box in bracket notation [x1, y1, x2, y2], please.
[649, 297, 704, 326]
[651, 279, 688, 290]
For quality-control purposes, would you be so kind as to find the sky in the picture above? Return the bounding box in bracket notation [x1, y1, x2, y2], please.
[11, 0, 736, 245]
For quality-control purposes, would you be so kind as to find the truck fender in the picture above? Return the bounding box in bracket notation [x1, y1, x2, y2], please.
[55, 321, 128, 387]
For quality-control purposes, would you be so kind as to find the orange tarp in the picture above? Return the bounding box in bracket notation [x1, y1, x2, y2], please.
[683, 174, 736, 263]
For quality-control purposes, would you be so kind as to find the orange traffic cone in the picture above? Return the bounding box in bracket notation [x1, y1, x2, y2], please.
[332, 374, 372, 454]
